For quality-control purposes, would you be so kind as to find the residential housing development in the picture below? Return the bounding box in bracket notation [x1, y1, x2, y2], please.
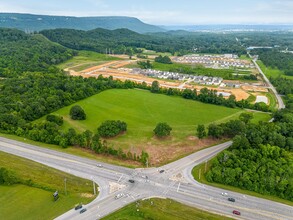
[132, 68, 223, 86]
[173, 54, 254, 69]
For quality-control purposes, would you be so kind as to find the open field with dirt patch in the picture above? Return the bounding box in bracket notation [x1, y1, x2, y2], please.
[39, 89, 270, 165]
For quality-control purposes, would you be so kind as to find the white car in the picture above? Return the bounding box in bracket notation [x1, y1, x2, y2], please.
[115, 193, 124, 199]
[221, 192, 228, 196]
[96, 164, 103, 167]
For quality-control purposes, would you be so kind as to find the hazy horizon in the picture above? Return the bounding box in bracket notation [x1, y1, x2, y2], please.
[1, 0, 293, 26]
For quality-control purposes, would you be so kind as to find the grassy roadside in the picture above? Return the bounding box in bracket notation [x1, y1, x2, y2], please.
[192, 162, 293, 206]
[0, 151, 96, 220]
[257, 60, 293, 80]
[266, 90, 277, 110]
[102, 198, 234, 220]
[0, 133, 139, 168]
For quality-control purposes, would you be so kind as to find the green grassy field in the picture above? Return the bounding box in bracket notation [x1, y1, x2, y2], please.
[42, 89, 244, 148]
[57, 50, 121, 71]
[0, 151, 96, 220]
[192, 162, 293, 206]
[257, 60, 293, 80]
[102, 198, 233, 220]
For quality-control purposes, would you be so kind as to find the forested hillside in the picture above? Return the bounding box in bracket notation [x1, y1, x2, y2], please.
[41, 28, 246, 55]
[0, 13, 164, 33]
[0, 28, 76, 77]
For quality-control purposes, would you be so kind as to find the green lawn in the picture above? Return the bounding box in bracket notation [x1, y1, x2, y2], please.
[102, 198, 233, 220]
[41, 89, 243, 148]
[250, 112, 272, 123]
[266, 91, 277, 110]
[0, 151, 96, 220]
[58, 50, 121, 71]
[257, 60, 293, 80]
[192, 162, 293, 207]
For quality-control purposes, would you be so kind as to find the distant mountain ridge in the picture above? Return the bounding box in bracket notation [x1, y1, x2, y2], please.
[0, 13, 165, 33]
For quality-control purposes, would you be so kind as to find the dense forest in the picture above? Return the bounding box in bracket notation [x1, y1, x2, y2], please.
[40, 28, 247, 55]
[0, 28, 76, 77]
[251, 49, 293, 76]
[205, 94, 293, 201]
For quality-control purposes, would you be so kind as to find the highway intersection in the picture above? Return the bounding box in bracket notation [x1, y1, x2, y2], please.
[0, 137, 292, 220]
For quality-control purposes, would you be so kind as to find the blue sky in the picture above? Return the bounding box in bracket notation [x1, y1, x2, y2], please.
[1, 0, 293, 25]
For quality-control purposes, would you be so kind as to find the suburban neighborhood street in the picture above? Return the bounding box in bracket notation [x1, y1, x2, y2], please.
[0, 137, 292, 220]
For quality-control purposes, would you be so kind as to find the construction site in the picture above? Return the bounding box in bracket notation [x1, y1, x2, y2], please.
[65, 55, 271, 104]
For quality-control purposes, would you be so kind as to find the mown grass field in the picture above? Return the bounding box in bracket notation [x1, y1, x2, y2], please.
[46, 89, 243, 147]
[0, 151, 95, 220]
[192, 162, 293, 206]
[257, 60, 293, 80]
[57, 50, 121, 71]
[102, 198, 233, 220]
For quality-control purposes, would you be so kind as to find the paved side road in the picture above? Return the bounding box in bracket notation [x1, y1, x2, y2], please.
[0, 137, 292, 220]
[252, 58, 285, 109]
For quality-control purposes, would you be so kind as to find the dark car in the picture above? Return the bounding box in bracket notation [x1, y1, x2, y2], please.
[74, 204, 83, 210]
[228, 198, 235, 202]
[159, 170, 165, 173]
[232, 210, 241, 215]
[80, 208, 87, 214]
[129, 179, 135, 183]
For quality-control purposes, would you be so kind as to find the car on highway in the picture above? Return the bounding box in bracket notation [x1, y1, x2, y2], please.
[221, 192, 228, 196]
[129, 179, 135, 183]
[232, 210, 241, 215]
[80, 208, 87, 214]
[74, 204, 83, 210]
[159, 170, 165, 173]
[96, 164, 103, 167]
[115, 193, 124, 199]
[228, 198, 235, 202]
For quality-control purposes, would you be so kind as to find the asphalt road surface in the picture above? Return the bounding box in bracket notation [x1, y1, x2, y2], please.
[0, 137, 292, 220]
[252, 58, 285, 109]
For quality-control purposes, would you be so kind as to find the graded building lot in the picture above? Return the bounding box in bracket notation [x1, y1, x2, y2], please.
[63, 53, 272, 104]
[42, 89, 271, 166]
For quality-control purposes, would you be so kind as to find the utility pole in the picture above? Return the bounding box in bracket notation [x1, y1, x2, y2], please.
[64, 178, 67, 195]
[205, 160, 208, 172]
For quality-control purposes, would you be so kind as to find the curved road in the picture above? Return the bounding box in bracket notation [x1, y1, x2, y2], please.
[0, 137, 292, 220]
